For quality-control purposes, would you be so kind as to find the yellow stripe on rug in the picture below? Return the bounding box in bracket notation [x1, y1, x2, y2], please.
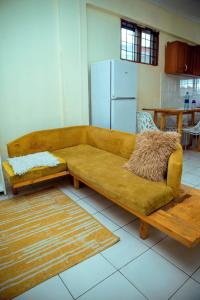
[0, 188, 119, 300]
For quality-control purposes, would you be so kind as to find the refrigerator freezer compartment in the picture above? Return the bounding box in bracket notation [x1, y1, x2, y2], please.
[111, 60, 137, 99]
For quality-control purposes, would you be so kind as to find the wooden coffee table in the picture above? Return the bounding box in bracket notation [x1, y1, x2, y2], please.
[140, 185, 200, 248]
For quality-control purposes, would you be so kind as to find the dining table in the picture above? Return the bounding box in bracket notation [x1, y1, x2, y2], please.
[143, 107, 200, 135]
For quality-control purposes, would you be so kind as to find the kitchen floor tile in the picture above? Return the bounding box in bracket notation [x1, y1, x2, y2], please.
[101, 228, 148, 269]
[59, 254, 115, 299]
[121, 249, 188, 300]
[170, 278, 200, 300]
[101, 205, 137, 227]
[14, 276, 73, 300]
[123, 219, 166, 247]
[94, 212, 120, 232]
[78, 271, 146, 300]
[153, 237, 200, 275]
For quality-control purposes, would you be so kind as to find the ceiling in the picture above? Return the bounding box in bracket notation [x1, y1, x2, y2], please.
[148, 0, 200, 24]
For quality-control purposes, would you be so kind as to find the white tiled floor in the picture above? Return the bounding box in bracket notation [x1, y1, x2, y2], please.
[100, 204, 137, 227]
[59, 254, 116, 299]
[120, 250, 188, 300]
[101, 228, 148, 269]
[14, 276, 74, 300]
[1, 150, 200, 300]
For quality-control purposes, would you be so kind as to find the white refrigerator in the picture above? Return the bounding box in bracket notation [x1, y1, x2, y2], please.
[90, 59, 137, 133]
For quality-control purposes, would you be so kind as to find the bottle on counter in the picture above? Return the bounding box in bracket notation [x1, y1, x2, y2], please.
[184, 91, 190, 110]
[191, 95, 196, 109]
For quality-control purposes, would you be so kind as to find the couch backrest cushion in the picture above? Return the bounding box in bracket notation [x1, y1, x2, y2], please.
[7, 126, 87, 157]
[86, 126, 136, 159]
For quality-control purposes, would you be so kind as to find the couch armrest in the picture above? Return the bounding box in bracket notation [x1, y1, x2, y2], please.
[167, 144, 183, 196]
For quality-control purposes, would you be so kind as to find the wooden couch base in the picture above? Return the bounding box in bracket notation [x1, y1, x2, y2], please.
[12, 171, 69, 194]
[71, 172, 200, 248]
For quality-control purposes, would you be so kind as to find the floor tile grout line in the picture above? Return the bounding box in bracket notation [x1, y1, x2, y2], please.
[118, 269, 150, 300]
[100, 249, 150, 300]
[116, 243, 197, 300]
[79, 199, 114, 214]
[58, 274, 76, 300]
[75, 270, 118, 300]
[64, 188, 118, 214]
[190, 264, 200, 277]
[67, 188, 97, 200]
[150, 247, 193, 277]
[100, 238, 151, 271]
[99, 252, 121, 271]
[189, 265, 200, 284]
[167, 277, 191, 300]
[120, 225, 151, 245]
[118, 248, 151, 270]
[110, 217, 137, 230]
[191, 277, 200, 285]
[168, 267, 200, 300]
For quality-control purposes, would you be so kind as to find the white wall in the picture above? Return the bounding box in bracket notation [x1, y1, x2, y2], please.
[58, 0, 89, 126]
[0, 0, 89, 158]
[0, 0, 62, 157]
[87, 0, 200, 44]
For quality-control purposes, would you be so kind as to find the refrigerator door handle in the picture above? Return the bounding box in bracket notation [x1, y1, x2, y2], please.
[111, 96, 136, 100]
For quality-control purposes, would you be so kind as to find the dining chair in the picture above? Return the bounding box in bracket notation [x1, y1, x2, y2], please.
[136, 111, 159, 133]
[182, 120, 200, 150]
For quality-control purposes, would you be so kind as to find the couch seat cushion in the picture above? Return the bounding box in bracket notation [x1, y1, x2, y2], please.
[3, 155, 67, 185]
[53, 145, 174, 215]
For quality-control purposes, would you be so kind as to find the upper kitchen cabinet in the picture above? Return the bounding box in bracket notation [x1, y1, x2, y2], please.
[165, 41, 200, 76]
[191, 45, 200, 76]
[165, 41, 191, 75]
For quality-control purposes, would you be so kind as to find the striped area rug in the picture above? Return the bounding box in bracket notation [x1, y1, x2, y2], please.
[0, 188, 119, 300]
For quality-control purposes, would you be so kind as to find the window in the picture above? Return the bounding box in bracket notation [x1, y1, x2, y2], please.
[121, 19, 159, 66]
[180, 78, 200, 97]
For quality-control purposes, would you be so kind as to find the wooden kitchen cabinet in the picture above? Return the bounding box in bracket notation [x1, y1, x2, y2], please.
[165, 41, 190, 75]
[191, 45, 200, 76]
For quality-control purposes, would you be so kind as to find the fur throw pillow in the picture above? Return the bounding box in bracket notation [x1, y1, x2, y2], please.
[124, 131, 179, 182]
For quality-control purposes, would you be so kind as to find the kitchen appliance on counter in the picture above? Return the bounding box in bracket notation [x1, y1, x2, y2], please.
[90, 59, 137, 133]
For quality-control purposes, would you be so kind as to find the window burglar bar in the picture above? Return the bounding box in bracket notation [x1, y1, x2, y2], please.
[121, 19, 159, 66]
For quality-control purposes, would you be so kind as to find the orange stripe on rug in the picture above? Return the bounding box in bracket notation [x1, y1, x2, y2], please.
[0, 188, 119, 300]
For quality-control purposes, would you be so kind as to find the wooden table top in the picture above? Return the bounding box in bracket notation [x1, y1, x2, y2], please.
[143, 107, 200, 114]
[146, 185, 200, 248]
